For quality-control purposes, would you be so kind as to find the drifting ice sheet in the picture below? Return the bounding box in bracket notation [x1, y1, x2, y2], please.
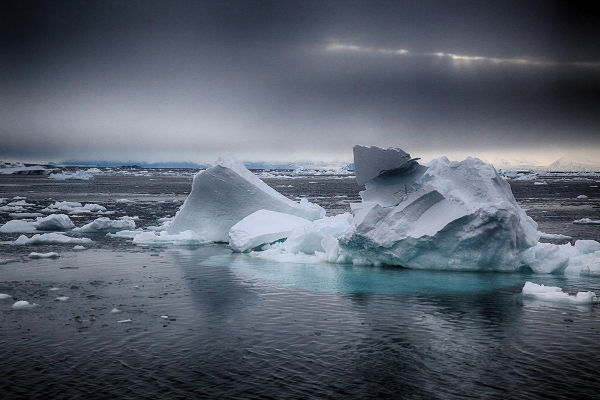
[167, 154, 325, 242]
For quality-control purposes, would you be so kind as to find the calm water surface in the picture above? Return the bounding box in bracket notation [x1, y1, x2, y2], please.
[1, 171, 600, 399]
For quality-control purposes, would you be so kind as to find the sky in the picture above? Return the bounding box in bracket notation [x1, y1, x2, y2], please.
[2, 0, 600, 165]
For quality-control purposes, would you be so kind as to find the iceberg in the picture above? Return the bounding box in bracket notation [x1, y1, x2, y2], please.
[0, 214, 75, 233]
[13, 233, 93, 245]
[337, 145, 540, 271]
[167, 153, 325, 242]
[229, 209, 310, 252]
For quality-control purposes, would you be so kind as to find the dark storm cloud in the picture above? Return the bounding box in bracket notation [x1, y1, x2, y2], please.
[1, 0, 599, 163]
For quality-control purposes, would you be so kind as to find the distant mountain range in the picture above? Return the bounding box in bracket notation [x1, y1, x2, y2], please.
[487, 156, 600, 172]
[59, 160, 354, 170]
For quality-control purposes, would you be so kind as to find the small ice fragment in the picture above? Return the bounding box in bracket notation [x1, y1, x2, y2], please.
[12, 300, 38, 309]
[573, 218, 600, 225]
[29, 252, 60, 259]
[117, 319, 132, 323]
[522, 282, 597, 304]
[577, 195, 588, 199]
[0, 293, 12, 299]
[110, 308, 122, 313]
[55, 296, 69, 301]
[73, 245, 86, 251]
[160, 315, 169, 319]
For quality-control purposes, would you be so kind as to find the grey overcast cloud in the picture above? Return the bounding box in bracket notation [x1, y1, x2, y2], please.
[1, 0, 599, 164]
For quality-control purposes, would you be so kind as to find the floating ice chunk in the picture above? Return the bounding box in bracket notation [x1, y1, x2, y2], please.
[33, 214, 75, 231]
[75, 216, 135, 232]
[107, 229, 143, 238]
[573, 218, 600, 225]
[338, 146, 539, 271]
[574, 240, 600, 254]
[519, 243, 570, 274]
[49, 287, 60, 291]
[12, 300, 38, 309]
[353, 145, 415, 186]
[167, 153, 325, 242]
[132, 230, 207, 246]
[55, 296, 69, 301]
[0, 219, 37, 233]
[117, 319, 132, 323]
[0, 293, 12, 299]
[29, 252, 60, 259]
[13, 233, 93, 245]
[281, 213, 353, 254]
[533, 181, 548, 185]
[577, 195, 588, 199]
[9, 212, 44, 218]
[229, 209, 311, 252]
[8, 200, 34, 206]
[73, 245, 86, 251]
[160, 315, 169, 319]
[48, 170, 94, 180]
[538, 232, 572, 240]
[110, 308, 122, 313]
[115, 198, 132, 203]
[522, 282, 596, 304]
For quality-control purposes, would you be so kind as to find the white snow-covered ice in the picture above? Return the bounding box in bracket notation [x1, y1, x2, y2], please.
[228, 209, 311, 252]
[167, 153, 325, 242]
[75, 216, 136, 232]
[29, 252, 60, 259]
[521, 282, 596, 304]
[13, 233, 93, 245]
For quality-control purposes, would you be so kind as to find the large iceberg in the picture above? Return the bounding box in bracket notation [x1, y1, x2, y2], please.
[337, 145, 540, 271]
[167, 154, 325, 242]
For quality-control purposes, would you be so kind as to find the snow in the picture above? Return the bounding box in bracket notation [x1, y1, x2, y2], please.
[29, 252, 60, 259]
[337, 147, 539, 271]
[132, 230, 207, 246]
[167, 153, 325, 242]
[48, 170, 94, 180]
[522, 282, 596, 304]
[75, 216, 136, 232]
[573, 218, 600, 225]
[12, 300, 38, 309]
[228, 209, 311, 252]
[13, 233, 93, 245]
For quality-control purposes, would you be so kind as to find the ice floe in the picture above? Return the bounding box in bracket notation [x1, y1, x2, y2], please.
[48, 170, 94, 180]
[132, 230, 207, 246]
[0, 213, 75, 233]
[538, 232, 572, 240]
[13, 233, 93, 245]
[0, 294, 12, 299]
[167, 153, 325, 242]
[12, 300, 38, 309]
[74, 216, 136, 232]
[229, 210, 311, 252]
[573, 218, 600, 225]
[522, 282, 597, 304]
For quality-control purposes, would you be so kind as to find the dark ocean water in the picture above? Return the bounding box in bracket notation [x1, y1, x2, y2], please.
[1, 171, 600, 399]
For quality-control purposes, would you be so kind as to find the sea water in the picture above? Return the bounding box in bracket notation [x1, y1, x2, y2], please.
[1, 171, 599, 399]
